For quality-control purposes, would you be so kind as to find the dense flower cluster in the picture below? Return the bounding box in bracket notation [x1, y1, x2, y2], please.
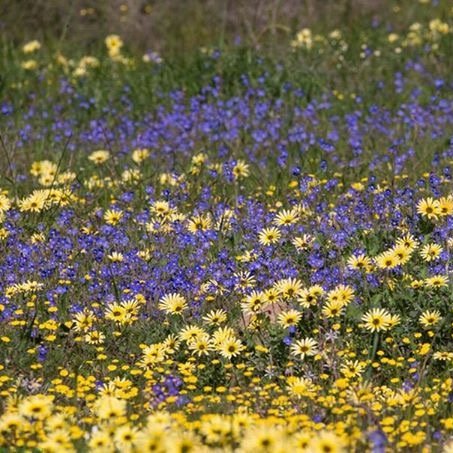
[1, 4, 453, 452]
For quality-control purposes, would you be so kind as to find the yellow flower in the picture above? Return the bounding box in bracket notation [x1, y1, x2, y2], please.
[159, 293, 188, 315]
[188, 335, 213, 357]
[218, 338, 245, 359]
[417, 197, 441, 219]
[361, 308, 391, 332]
[309, 431, 345, 453]
[0, 194, 11, 212]
[291, 28, 313, 49]
[18, 394, 53, 420]
[202, 309, 227, 326]
[105, 303, 128, 323]
[232, 160, 250, 179]
[22, 40, 41, 53]
[340, 360, 366, 378]
[104, 209, 123, 225]
[114, 424, 139, 450]
[292, 234, 314, 250]
[88, 429, 114, 451]
[132, 148, 150, 164]
[274, 278, 303, 299]
[396, 233, 419, 252]
[18, 190, 49, 212]
[258, 227, 281, 246]
[347, 253, 372, 271]
[438, 196, 453, 216]
[105, 34, 124, 57]
[187, 214, 212, 233]
[273, 208, 299, 226]
[425, 275, 449, 288]
[277, 309, 302, 328]
[287, 376, 315, 397]
[94, 396, 127, 419]
[151, 200, 172, 217]
[391, 244, 412, 265]
[241, 425, 286, 452]
[322, 299, 344, 318]
[290, 338, 318, 359]
[419, 310, 441, 328]
[108, 251, 124, 262]
[327, 284, 355, 306]
[420, 243, 442, 262]
[89, 150, 110, 164]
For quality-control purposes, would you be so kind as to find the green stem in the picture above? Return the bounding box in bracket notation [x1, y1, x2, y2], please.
[365, 332, 380, 381]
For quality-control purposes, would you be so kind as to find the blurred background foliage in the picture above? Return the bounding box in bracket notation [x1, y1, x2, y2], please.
[1, 0, 449, 56]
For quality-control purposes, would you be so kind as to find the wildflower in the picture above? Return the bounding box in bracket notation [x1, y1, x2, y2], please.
[322, 300, 344, 318]
[277, 309, 302, 328]
[73, 310, 95, 332]
[391, 244, 412, 265]
[159, 293, 188, 315]
[188, 335, 212, 357]
[22, 40, 41, 53]
[114, 425, 139, 450]
[411, 279, 425, 289]
[433, 352, 453, 361]
[298, 287, 322, 307]
[292, 234, 314, 250]
[420, 243, 442, 262]
[340, 360, 366, 378]
[361, 308, 392, 332]
[212, 327, 236, 346]
[107, 251, 124, 262]
[167, 432, 201, 453]
[179, 325, 206, 342]
[264, 288, 280, 304]
[438, 196, 453, 216]
[290, 338, 318, 359]
[88, 150, 110, 164]
[274, 278, 303, 299]
[396, 233, 419, 252]
[105, 303, 127, 323]
[375, 251, 398, 270]
[241, 291, 267, 314]
[18, 394, 53, 420]
[162, 334, 180, 353]
[132, 148, 150, 164]
[218, 338, 245, 359]
[151, 200, 172, 217]
[241, 426, 285, 452]
[287, 376, 315, 397]
[105, 34, 123, 57]
[0, 194, 11, 212]
[88, 430, 114, 451]
[347, 253, 372, 271]
[21, 59, 38, 70]
[95, 396, 126, 419]
[136, 427, 166, 452]
[387, 314, 401, 328]
[419, 310, 441, 328]
[309, 431, 345, 453]
[417, 197, 441, 219]
[232, 160, 250, 179]
[273, 209, 299, 226]
[327, 284, 355, 306]
[292, 28, 313, 49]
[425, 275, 449, 288]
[258, 227, 281, 246]
[187, 214, 212, 233]
[202, 309, 227, 326]
[19, 190, 49, 212]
